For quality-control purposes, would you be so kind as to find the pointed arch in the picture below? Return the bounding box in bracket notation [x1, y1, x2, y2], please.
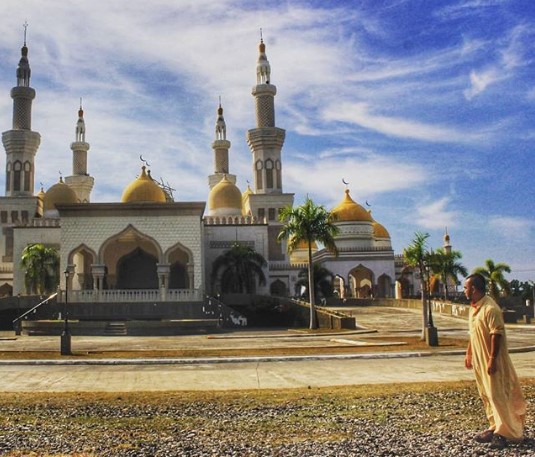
[377, 273, 392, 298]
[67, 243, 97, 291]
[99, 225, 162, 290]
[165, 242, 194, 289]
[348, 264, 374, 298]
[270, 279, 287, 297]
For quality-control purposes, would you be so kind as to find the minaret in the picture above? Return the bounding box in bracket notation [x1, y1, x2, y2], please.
[246, 33, 286, 195]
[208, 99, 236, 189]
[2, 23, 41, 197]
[65, 100, 94, 202]
[443, 227, 451, 254]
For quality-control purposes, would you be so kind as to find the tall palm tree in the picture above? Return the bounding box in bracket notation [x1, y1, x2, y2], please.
[429, 248, 468, 300]
[278, 197, 339, 329]
[211, 243, 267, 294]
[473, 259, 511, 301]
[296, 263, 335, 302]
[403, 232, 431, 340]
[20, 243, 60, 295]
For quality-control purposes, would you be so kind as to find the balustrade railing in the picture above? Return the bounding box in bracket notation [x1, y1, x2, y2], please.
[61, 288, 203, 303]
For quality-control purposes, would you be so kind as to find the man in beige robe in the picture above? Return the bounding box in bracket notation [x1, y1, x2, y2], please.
[464, 273, 526, 449]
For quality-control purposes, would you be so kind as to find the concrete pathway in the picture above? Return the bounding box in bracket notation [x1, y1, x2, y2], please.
[0, 307, 533, 392]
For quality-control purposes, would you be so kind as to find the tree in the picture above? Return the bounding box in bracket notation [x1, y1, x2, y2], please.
[296, 263, 335, 302]
[278, 197, 339, 329]
[429, 248, 468, 300]
[20, 243, 60, 295]
[473, 259, 511, 301]
[211, 243, 267, 294]
[403, 232, 431, 340]
[509, 279, 534, 301]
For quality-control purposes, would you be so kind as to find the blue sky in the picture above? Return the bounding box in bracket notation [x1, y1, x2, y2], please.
[0, 0, 534, 281]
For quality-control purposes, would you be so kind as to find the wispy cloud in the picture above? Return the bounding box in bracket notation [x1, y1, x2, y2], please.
[489, 216, 534, 241]
[416, 197, 459, 230]
[322, 102, 478, 143]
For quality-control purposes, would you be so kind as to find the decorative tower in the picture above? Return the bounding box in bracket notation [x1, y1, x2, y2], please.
[246, 34, 286, 195]
[208, 99, 236, 189]
[65, 100, 94, 202]
[443, 227, 451, 254]
[245, 33, 294, 262]
[2, 23, 41, 197]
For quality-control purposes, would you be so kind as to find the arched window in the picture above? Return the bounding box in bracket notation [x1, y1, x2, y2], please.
[265, 159, 274, 189]
[23, 161, 32, 192]
[275, 160, 281, 189]
[13, 161, 22, 192]
[255, 160, 263, 190]
[6, 162, 11, 192]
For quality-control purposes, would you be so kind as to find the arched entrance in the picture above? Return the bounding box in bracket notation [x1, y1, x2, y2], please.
[270, 279, 287, 297]
[377, 273, 392, 298]
[116, 247, 158, 289]
[348, 265, 374, 298]
[100, 225, 162, 290]
[69, 244, 96, 290]
[166, 242, 193, 290]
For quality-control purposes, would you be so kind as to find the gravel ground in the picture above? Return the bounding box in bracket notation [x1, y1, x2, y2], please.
[0, 382, 533, 457]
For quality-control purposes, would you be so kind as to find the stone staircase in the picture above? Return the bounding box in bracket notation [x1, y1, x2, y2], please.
[104, 321, 127, 336]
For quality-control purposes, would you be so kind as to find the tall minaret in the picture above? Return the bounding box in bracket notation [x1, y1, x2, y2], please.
[443, 227, 452, 254]
[208, 99, 236, 189]
[246, 33, 286, 195]
[65, 100, 94, 202]
[2, 23, 41, 197]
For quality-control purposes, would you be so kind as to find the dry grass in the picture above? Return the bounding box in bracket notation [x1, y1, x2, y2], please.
[0, 336, 467, 360]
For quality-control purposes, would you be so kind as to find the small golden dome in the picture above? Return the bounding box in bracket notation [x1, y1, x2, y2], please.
[121, 166, 166, 203]
[368, 211, 390, 239]
[332, 189, 372, 223]
[372, 221, 390, 239]
[242, 184, 253, 200]
[208, 175, 242, 214]
[43, 177, 78, 212]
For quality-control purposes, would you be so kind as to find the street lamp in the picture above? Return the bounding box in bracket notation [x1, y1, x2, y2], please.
[15, 293, 21, 336]
[60, 268, 71, 355]
[424, 264, 439, 347]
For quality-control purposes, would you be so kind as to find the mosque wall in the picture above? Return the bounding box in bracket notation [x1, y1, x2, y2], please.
[59, 213, 204, 290]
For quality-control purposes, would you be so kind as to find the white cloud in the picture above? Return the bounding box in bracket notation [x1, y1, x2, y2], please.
[489, 216, 534, 240]
[416, 197, 458, 229]
[463, 68, 503, 100]
[284, 151, 428, 206]
[322, 102, 477, 143]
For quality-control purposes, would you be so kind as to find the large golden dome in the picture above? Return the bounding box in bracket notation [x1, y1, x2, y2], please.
[208, 175, 243, 215]
[121, 166, 166, 203]
[332, 189, 372, 223]
[43, 177, 78, 212]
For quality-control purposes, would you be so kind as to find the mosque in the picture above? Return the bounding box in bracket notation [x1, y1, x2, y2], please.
[0, 31, 424, 320]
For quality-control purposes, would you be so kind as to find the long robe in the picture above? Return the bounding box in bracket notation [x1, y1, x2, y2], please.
[469, 295, 526, 441]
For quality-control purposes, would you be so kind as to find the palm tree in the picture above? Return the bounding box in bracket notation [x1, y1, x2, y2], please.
[296, 264, 335, 302]
[403, 232, 431, 340]
[473, 259, 511, 302]
[278, 197, 339, 329]
[211, 243, 267, 294]
[429, 248, 468, 300]
[20, 243, 60, 295]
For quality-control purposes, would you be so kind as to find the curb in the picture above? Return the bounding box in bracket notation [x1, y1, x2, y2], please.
[1, 345, 533, 366]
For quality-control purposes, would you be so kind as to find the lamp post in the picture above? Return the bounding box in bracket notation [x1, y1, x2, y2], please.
[60, 268, 71, 355]
[424, 264, 439, 347]
[15, 293, 22, 335]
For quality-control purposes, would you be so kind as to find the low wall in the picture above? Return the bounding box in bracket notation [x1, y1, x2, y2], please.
[371, 298, 471, 318]
[22, 319, 220, 336]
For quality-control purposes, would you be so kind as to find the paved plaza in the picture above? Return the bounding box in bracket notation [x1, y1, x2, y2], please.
[0, 306, 533, 392]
